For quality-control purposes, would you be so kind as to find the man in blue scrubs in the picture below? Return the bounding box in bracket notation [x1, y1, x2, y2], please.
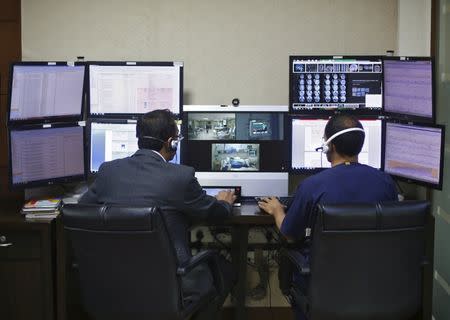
[258, 114, 398, 320]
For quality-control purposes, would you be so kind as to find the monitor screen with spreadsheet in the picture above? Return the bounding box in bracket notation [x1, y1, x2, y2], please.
[383, 122, 444, 189]
[8, 63, 85, 123]
[290, 117, 382, 172]
[89, 120, 181, 173]
[383, 57, 434, 122]
[9, 124, 86, 188]
[88, 62, 183, 118]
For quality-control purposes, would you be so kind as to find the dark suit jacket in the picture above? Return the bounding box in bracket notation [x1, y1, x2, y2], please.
[79, 149, 232, 302]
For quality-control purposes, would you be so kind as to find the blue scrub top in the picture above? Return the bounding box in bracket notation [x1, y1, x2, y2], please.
[281, 162, 398, 239]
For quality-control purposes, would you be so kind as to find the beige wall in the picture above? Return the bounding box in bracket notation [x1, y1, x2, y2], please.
[22, 0, 397, 105]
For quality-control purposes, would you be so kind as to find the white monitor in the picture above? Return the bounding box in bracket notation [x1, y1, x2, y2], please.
[9, 63, 85, 122]
[89, 121, 181, 172]
[291, 118, 382, 171]
[89, 63, 182, 117]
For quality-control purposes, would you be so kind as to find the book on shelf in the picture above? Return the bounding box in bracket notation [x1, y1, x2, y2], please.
[22, 198, 61, 217]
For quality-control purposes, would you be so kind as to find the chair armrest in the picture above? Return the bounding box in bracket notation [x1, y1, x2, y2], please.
[283, 249, 310, 275]
[177, 250, 217, 275]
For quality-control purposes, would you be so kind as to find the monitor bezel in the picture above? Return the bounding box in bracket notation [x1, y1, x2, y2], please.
[289, 55, 384, 115]
[381, 119, 445, 190]
[87, 61, 183, 119]
[8, 122, 87, 189]
[7, 61, 86, 125]
[288, 114, 383, 174]
[382, 56, 436, 123]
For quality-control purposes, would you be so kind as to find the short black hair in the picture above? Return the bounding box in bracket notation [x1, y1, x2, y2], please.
[136, 109, 177, 150]
[324, 114, 365, 157]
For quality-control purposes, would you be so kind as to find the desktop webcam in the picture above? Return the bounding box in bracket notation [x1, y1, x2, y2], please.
[232, 98, 240, 107]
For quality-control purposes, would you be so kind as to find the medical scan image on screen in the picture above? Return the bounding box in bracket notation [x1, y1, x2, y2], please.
[211, 144, 260, 171]
[187, 113, 283, 141]
[384, 122, 442, 185]
[290, 57, 382, 111]
[90, 122, 180, 172]
[89, 65, 181, 115]
[9, 65, 85, 121]
[291, 118, 382, 170]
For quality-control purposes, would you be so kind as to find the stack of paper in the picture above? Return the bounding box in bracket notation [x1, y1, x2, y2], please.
[21, 198, 62, 219]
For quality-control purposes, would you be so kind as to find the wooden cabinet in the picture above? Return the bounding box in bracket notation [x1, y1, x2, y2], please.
[0, 215, 54, 320]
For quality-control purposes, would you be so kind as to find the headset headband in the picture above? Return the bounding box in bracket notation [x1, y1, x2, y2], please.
[324, 127, 365, 145]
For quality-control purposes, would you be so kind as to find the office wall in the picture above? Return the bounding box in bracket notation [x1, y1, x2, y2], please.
[22, 0, 397, 105]
[397, 0, 432, 56]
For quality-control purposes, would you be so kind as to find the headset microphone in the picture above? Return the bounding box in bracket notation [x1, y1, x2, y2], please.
[319, 127, 365, 153]
[141, 135, 183, 152]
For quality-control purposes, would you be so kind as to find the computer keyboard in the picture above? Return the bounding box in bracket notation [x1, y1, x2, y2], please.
[253, 196, 294, 210]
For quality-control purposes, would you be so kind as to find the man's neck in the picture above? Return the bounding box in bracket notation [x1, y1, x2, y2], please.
[331, 155, 358, 167]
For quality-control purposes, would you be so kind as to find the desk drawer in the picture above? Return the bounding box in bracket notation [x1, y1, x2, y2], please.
[0, 231, 41, 259]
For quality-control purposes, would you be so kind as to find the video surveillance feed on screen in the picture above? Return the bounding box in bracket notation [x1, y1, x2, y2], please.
[211, 143, 260, 171]
[187, 113, 283, 140]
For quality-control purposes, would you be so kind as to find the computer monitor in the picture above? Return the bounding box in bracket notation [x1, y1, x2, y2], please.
[9, 124, 86, 188]
[383, 57, 434, 122]
[289, 56, 382, 113]
[89, 120, 181, 173]
[8, 62, 85, 123]
[88, 62, 183, 118]
[383, 121, 444, 189]
[290, 117, 382, 172]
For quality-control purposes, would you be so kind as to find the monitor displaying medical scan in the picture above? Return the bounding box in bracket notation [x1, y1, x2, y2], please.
[89, 62, 182, 117]
[9, 63, 85, 122]
[290, 117, 382, 172]
[211, 144, 260, 171]
[289, 56, 382, 113]
[383, 122, 444, 189]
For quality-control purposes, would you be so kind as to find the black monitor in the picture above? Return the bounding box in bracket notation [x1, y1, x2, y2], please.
[88, 62, 183, 118]
[289, 116, 382, 173]
[182, 109, 287, 172]
[8, 62, 85, 123]
[289, 56, 382, 114]
[383, 121, 444, 189]
[89, 119, 181, 173]
[383, 57, 434, 122]
[9, 123, 86, 188]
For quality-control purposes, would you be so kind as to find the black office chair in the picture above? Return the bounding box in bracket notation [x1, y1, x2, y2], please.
[278, 200, 429, 320]
[62, 204, 225, 320]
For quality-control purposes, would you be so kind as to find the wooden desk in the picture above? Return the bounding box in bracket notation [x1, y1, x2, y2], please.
[0, 213, 55, 320]
[56, 203, 275, 320]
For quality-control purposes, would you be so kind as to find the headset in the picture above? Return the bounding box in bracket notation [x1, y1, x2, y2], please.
[317, 127, 365, 153]
[141, 135, 183, 152]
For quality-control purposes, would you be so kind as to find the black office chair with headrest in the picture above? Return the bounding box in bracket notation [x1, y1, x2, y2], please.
[278, 200, 429, 320]
[62, 204, 224, 320]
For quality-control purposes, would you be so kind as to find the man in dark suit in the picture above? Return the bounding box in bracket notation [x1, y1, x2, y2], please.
[80, 109, 236, 319]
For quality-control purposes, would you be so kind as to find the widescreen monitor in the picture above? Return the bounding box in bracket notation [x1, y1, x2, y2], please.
[9, 124, 85, 188]
[290, 117, 382, 172]
[289, 56, 382, 113]
[8, 62, 85, 123]
[89, 120, 181, 173]
[88, 62, 183, 118]
[383, 57, 434, 122]
[383, 122, 444, 189]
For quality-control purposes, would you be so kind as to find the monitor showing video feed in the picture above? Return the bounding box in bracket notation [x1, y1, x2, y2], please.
[211, 143, 260, 171]
[89, 120, 181, 172]
[383, 57, 434, 122]
[289, 56, 382, 113]
[88, 62, 182, 117]
[9, 63, 85, 123]
[290, 117, 382, 172]
[9, 124, 85, 188]
[186, 112, 283, 141]
[383, 122, 444, 189]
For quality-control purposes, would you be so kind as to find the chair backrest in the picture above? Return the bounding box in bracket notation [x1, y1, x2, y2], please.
[62, 204, 183, 320]
[309, 201, 429, 320]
